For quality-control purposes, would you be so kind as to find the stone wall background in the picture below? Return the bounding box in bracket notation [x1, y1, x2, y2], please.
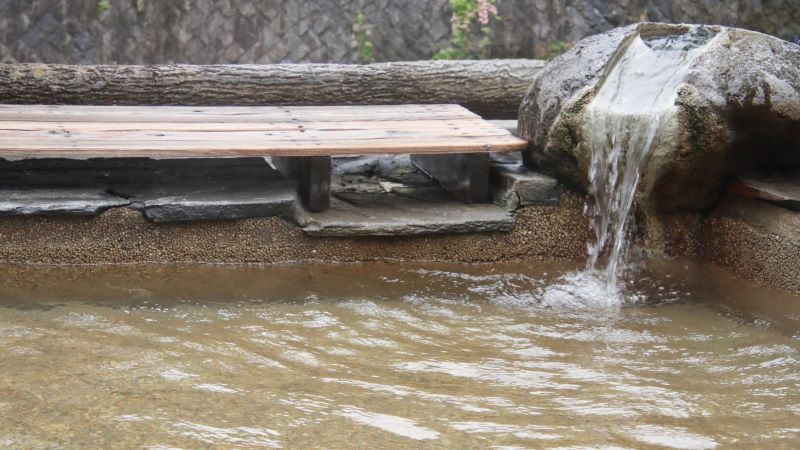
[0, 0, 798, 64]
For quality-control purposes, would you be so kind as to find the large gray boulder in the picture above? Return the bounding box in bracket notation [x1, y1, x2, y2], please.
[518, 22, 800, 211]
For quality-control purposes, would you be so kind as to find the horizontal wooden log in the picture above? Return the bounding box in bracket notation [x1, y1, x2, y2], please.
[0, 60, 545, 119]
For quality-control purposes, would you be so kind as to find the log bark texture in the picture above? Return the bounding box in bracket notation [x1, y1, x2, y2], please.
[0, 60, 545, 119]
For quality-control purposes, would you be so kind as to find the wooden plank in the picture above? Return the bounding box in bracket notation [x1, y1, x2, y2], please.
[0, 103, 529, 208]
[0, 133, 524, 146]
[0, 119, 501, 133]
[0, 112, 478, 124]
[0, 104, 481, 123]
[0, 104, 528, 160]
[271, 156, 331, 212]
[0, 128, 513, 142]
[0, 137, 524, 157]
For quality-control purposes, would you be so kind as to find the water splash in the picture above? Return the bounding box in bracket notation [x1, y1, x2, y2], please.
[557, 26, 715, 307]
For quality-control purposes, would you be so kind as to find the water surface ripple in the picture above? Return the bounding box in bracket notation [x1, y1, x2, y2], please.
[0, 261, 798, 448]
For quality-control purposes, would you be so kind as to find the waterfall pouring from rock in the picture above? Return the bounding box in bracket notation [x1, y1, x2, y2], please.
[581, 27, 710, 301]
[542, 26, 714, 308]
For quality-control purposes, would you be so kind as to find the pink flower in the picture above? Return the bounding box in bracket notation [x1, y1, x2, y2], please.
[477, 0, 498, 25]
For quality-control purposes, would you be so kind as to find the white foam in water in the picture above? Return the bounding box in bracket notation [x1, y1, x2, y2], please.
[541, 271, 627, 309]
[560, 26, 715, 307]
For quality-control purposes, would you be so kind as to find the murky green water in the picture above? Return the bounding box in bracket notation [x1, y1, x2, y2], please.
[1, 261, 799, 449]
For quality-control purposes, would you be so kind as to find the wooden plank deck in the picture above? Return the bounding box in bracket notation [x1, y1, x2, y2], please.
[0, 103, 527, 212]
[0, 104, 526, 159]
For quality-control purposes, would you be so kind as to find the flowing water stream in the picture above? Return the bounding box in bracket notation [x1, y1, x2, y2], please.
[1, 261, 799, 448]
[579, 26, 715, 303]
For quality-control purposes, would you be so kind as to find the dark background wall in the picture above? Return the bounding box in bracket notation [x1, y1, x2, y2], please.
[1, 0, 798, 64]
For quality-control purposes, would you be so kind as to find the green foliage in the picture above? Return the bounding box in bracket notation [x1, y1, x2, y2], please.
[136, 0, 145, 13]
[353, 12, 375, 63]
[97, 0, 110, 13]
[544, 41, 573, 60]
[433, 0, 500, 60]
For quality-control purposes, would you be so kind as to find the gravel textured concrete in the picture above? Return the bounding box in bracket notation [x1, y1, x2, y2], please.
[0, 187, 796, 294]
[700, 196, 800, 294]
[0, 194, 590, 265]
[653, 195, 800, 294]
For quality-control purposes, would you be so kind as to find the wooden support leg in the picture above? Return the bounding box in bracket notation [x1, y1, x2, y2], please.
[270, 156, 331, 212]
[410, 153, 491, 203]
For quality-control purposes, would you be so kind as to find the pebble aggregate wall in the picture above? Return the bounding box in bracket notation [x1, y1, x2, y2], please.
[1, 0, 797, 64]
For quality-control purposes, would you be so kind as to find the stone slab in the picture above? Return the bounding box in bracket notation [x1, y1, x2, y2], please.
[0, 157, 275, 188]
[296, 188, 513, 236]
[0, 189, 129, 215]
[142, 180, 296, 223]
[332, 155, 438, 187]
[0, 157, 298, 222]
[491, 163, 561, 209]
[713, 194, 800, 246]
[728, 174, 800, 212]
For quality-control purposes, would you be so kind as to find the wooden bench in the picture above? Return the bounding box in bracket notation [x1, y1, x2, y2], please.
[0, 104, 527, 212]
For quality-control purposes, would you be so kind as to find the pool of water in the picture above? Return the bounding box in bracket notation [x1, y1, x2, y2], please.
[1, 261, 799, 448]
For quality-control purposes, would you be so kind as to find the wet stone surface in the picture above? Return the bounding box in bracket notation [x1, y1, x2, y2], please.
[0, 154, 563, 235]
[518, 23, 800, 212]
[0, 158, 295, 223]
[299, 155, 513, 236]
[142, 180, 297, 223]
[491, 163, 561, 209]
[297, 191, 514, 236]
[729, 174, 800, 212]
[0, 188, 129, 215]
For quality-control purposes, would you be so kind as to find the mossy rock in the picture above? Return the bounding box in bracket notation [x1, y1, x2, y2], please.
[518, 22, 800, 212]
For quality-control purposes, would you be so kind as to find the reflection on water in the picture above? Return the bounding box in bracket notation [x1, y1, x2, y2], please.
[0, 261, 798, 448]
